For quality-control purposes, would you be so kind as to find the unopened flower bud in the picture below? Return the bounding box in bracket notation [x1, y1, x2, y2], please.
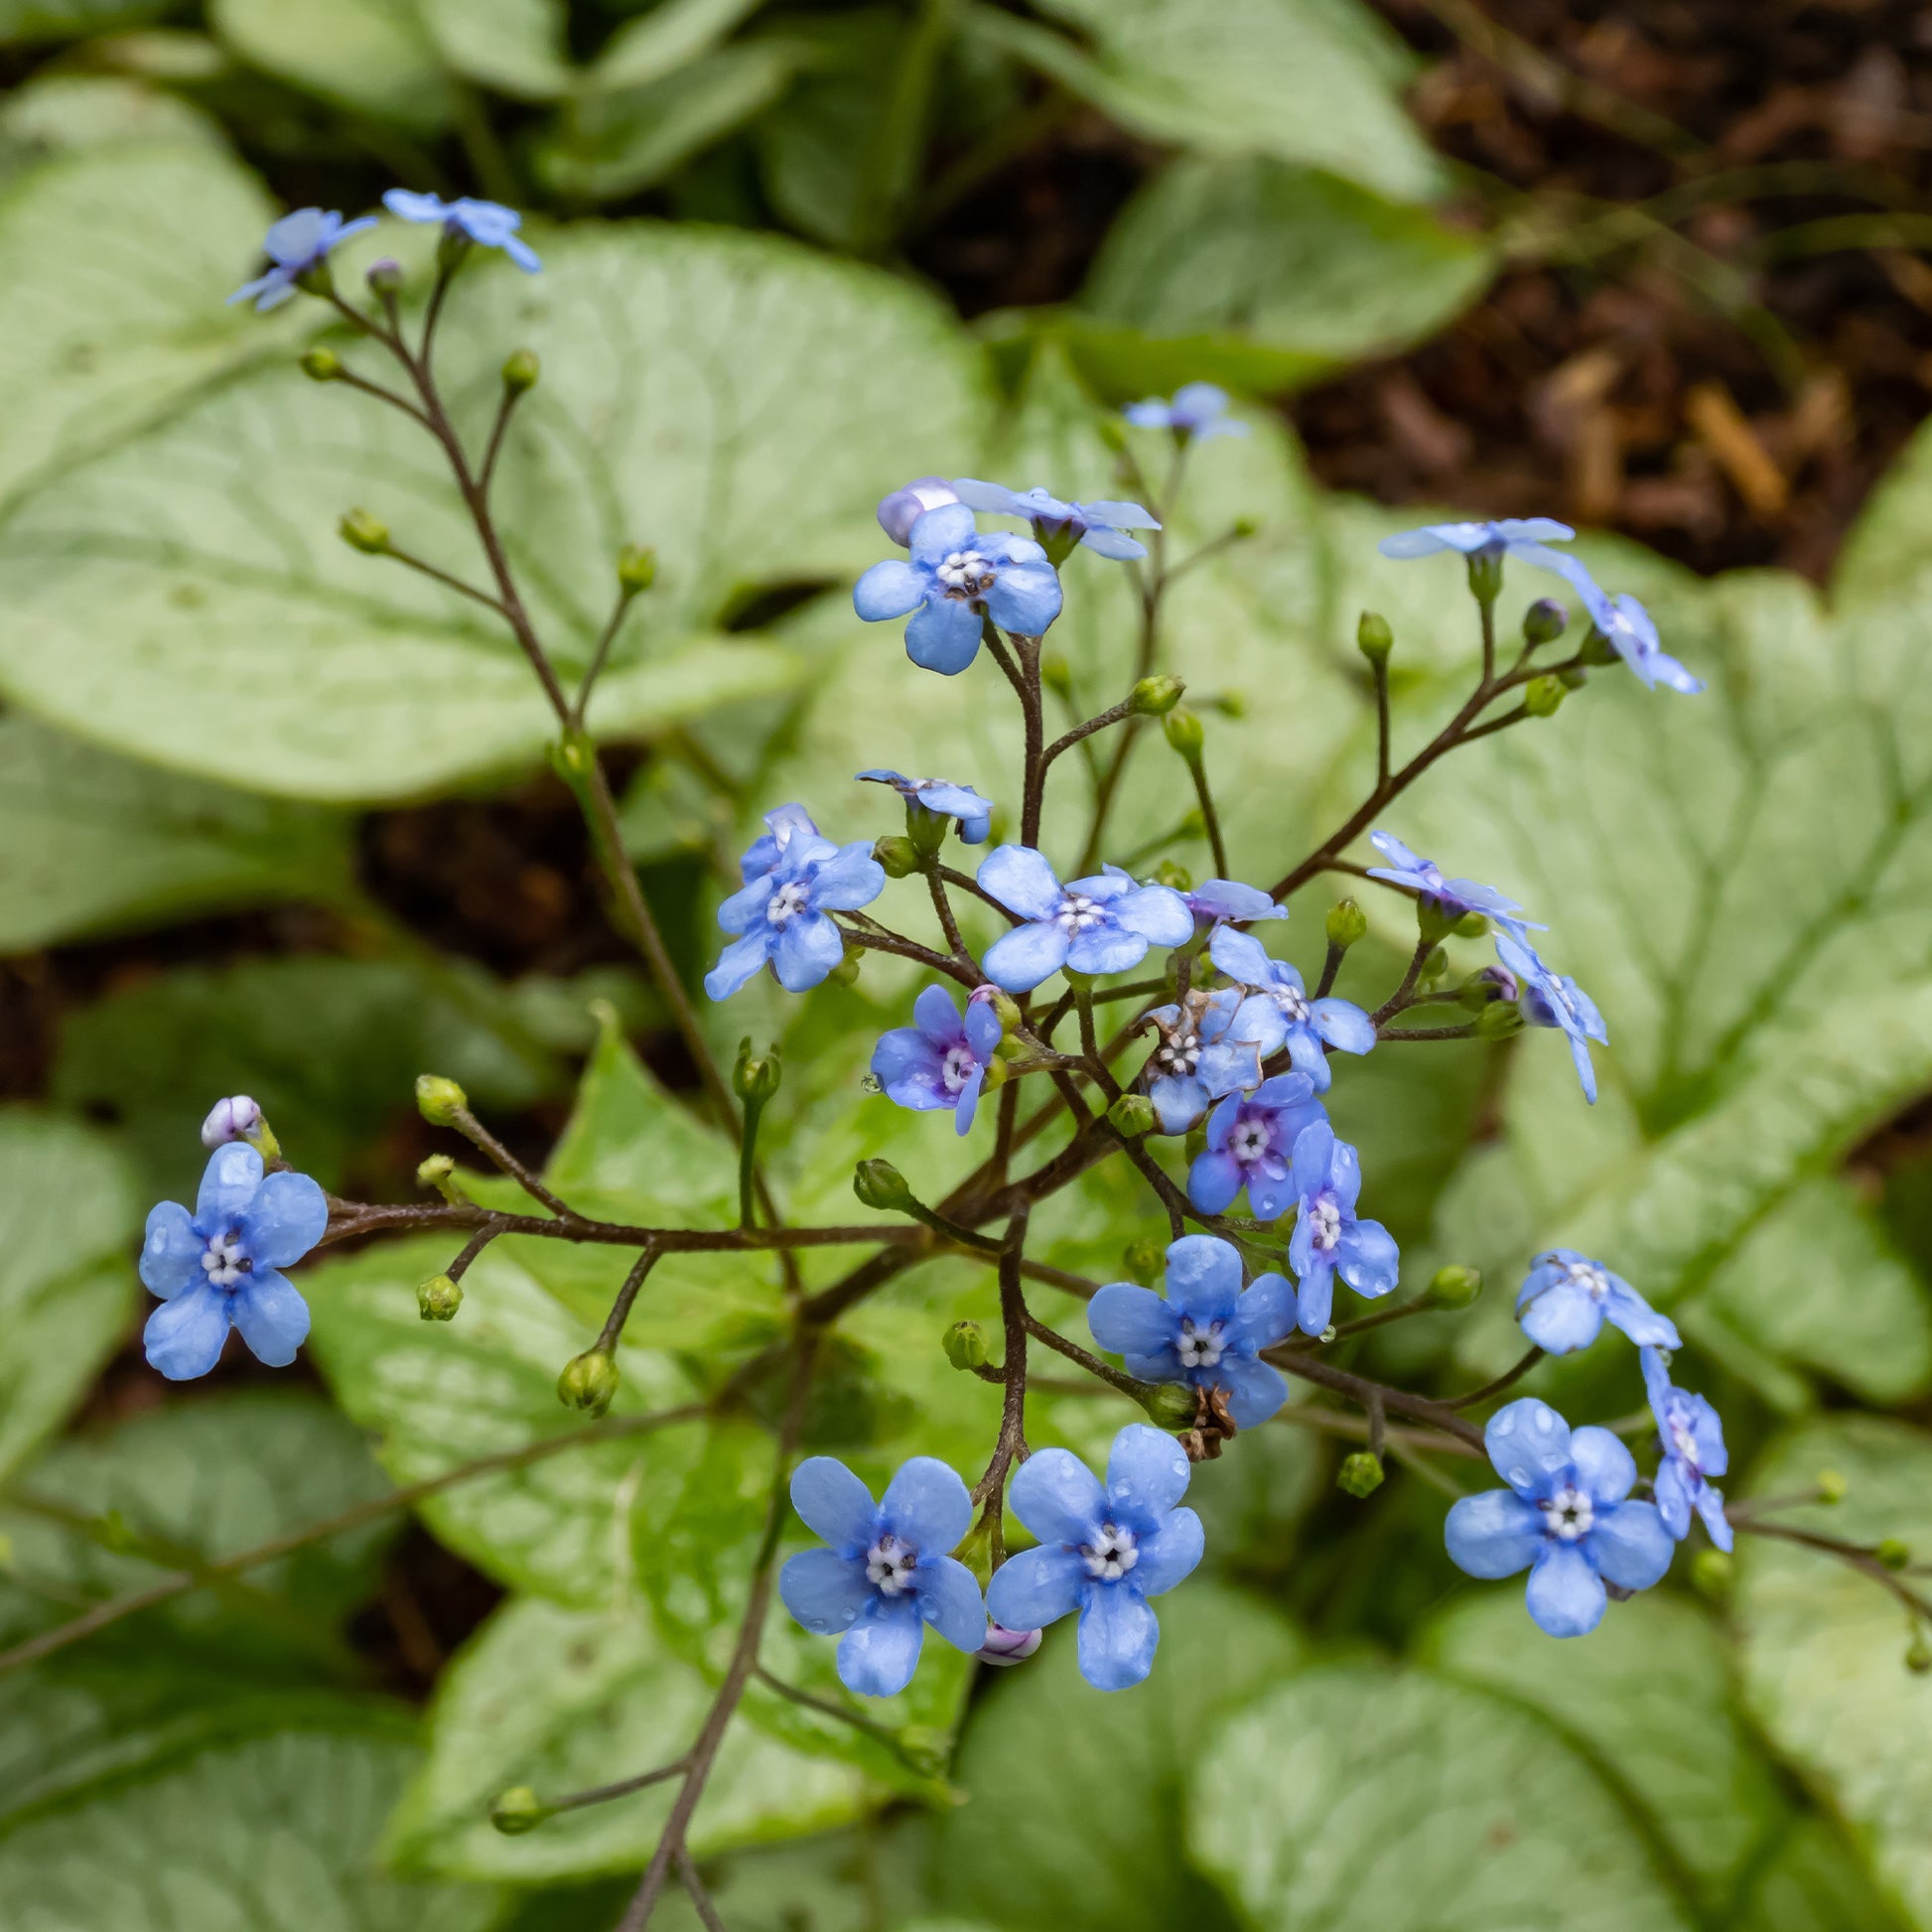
[1427, 1264, 1483, 1310]
[1140, 1383, 1197, 1430]
[200, 1094, 262, 1150]
[1108, 1093, 1156, 1139]
[1558, 664, 1589, 690]
[943, 1320, 988, 1371]
[1877, 1538, 1912, 1571]
[1816, 1469, 1847, 1504]
[414, 1073, 468, 1126]
[1522, 598, 1568, 645]
[1356, 611, 1393, 663]
[557, 1347, 619, 1417]
[1475, 1000, 1525, 1040]
[877, 477, 960, 547]
[1524, 674, 1567, 719]
[1123, 1233, 1167, 1285]
[1212, 690, 1247, 720]
[976, 1623, 1041, 1666]
[339, 507, 389, 554]
[501, 347, 539, 392]
[972, 984, 1023, 1034]
[733, 1037, 781, 1104]
[1453, 910, 1489, 938]
[300, 346, 344, 382]
[1692, 1548, 1733, 1601]
[875, 834, 919, 879]
[1129, 673, 1185, 716]
[1162, 709, 1204, 760]
[1417, 946, 1449, 991]
[980, 1055, 1010, 1091]
[827, 950, 862, 989]
[853, 1158, 914, 1213]
[1465, 541, 1505, 604]
[418, 1273, 463, 1321]
[1907, 1628, 1932, 1675]
[617, 544, 656, 595]
[490, 1787, 550, 1835]
[366, 257, 403, 298]
[1153, 860, 1191, 891]
[1325, 898, 1367, 949]
[417, 1152, 459, 1198]
[1416, 897, 1457, 946]
[1337, 1451, 1385, 1497]
[1461, 963, 1518, 1006]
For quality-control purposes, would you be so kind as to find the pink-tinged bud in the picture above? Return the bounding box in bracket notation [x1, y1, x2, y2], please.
[976, 1623, 1041, 1667]
[201, 1095, 262, 1149]
[877, 477, 961, 546]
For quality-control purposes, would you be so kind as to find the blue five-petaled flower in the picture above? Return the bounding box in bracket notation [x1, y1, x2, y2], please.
[1516, 1248, 1679, 1355]
[1642, 1346, 1731, 1551]
[382, 190, 542, 271]
[1446, 1397, 1674, 1637]
[1283, 1120, 1400, 1335]
[778, 1455, 986, 1698]
[1187, 1071, 1325, 1221]
[228, 207, 377, 311]
[140, 1143, 328, 1379]
[1536, 550, 1703, 694]
[1365, 831, 1539, 926]
[950, 480, 1160, 562]
[1210, 925, 1373, 1093]
[1496, 927, 1608, 1104]
[854, 503, 1063, 675]
[1142, 987, 1260, 1135]
[872, 985, 1005, 1135]
[1182, 878, 1286, 925]
[1123, 382, 1247, 442]
[705, 805, 884, 1000]
[857, 768, 993, 845]
[1088, 1235, 1296, 1427]
[986, 1424, 1204, 1691]
[975, 847, 1192, 992]
[1378, 517, 1577, 573]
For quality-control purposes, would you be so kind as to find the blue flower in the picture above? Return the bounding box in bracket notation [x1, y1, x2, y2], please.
[139, 1144, 327, 1380]
[705, 806, 884, 1000]
[857, 768, 993, 845]
[1141, 987, 1261, 1134]
[1446, 1397, 1674, 1637]
[986, 1424, 1204, 1691]
[854, 503, 1063, 675]
[950, 480, 1160, 563]
[228, 207, 377, 311]
[778, 1455, 985, 1698]
[1365, 831, 1539, 925]
[1642, 1347, 1731, 1551]
[1087, 1234, 1296, 1427]
[1377, 517, 1576, 569]
[877, 478, 962, 547]
[1123, 381, 1247, 442]
[1283, 1120, 1399, 1335]
[1210, 925, 1373, 1093]
[1495, 927, 1607, 1104]
[382, 190, 540, 271]
[1187, 1072, 1325, 1220]
[1533, 550, 1703, 694]
[1182, 878, 1286, 925]
[976, 847, 1192, 992]
[1516, 1248, 1679, 1354]
[872, 985, 1005, 1134]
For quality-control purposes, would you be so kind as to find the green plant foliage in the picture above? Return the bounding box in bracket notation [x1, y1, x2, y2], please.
[421, 0, 572, 100]
[208, 0, 458, 130]
[0, 0, 166, 44]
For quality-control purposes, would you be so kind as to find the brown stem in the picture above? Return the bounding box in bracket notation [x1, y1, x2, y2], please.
[973, 1209, 1033, 1504]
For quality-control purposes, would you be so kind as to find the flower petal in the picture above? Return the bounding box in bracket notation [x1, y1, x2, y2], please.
[1292, 1260, 1332, 1337]
[1445, 1488, 1544, 1578]
[143, 1283, 232, 1381]
[977, 843, 1062, 919]
[1065, 923, 1151, 976]
[1111, 885, 1193, 947]
[196, 1142, 263, 1224]
[772, 911, 844, 991]
[985, 1544, 1085, 1631]
[810, 844, 888, 910]
[1569, 1426, 1637, 1507]
[779, 1548, 874, 1634]
[912, 983, 962, 1041]
[1601, 1281, 1681, 1350]
[1208, 925, 1275, 985]
[1337, 1219, 1400, 1299]
[1484, 1398, 1573, 1496]
[881, 1456, 973, 1554]
[1695, 1484, 1733, 1552]
[1311, 998, 1375, 1056]
[1216, 1355, 1289, 1429]
[704, 929, 774, 1001]
[243, 1171, 328, 1270]
[230, 1269, 309, 1366]
[1516, 1280, 1604, 1354]
[1186, 1149, 1242, 1216]
[1076, 1582, 1160, 1691]
[1226, 1271, 1297, 1353]
[837, 1591, 926, 1698]
[1088, 1282, 1177, 1358]
[791, 1457, 880, 1551]
[906, 501, 977, 563]
[1526, 1544, 1607, 1637]
[1164, 1234, 1244, 1321]
[1590, 1501, 1674, 1591]
[139, 1200, 203, 1299]
[904, 596, 983, 674]
[952, 1062, 985, 1134]
[852, 559, 926, 622]
[912, 1554, 987, 1652]
[1008, 1447, 1106, 1547]
[984, 558, 1063, 637]
[1106, 1423, 1191, 1523]
[983, 919, 1069, 993]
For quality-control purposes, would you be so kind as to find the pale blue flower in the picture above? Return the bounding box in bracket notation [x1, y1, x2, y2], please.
[1642, 1347, 1731, 1551]
[857, 768, 993, 844]
[1123, 382, 1246, 442]
[1210, 925, 1373, 1093]
[1516, 1248, 1679, 1355]
[1142, 988, 1261, 1134]
[1365, 831, 1538, 925]
[1187, 1072, 1325, 1220]
[950, 481, 1159, 562]
[382, 190, 540, 271]
[1183, 879, 1286, 925]
[1496, 928, 1607, 1104]
[1283, 1120, 1399, 1335]
[871, 985, 1005, 1134]
[228, 207, 377, 311]
[1534, 550, 1703, 694]
[877, 478, 961, 546]
[1378, 517, 1575, 566]
[976, 847, 1192, 992]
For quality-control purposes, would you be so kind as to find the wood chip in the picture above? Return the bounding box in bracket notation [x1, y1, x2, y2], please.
[1685, 382, 1790, 519]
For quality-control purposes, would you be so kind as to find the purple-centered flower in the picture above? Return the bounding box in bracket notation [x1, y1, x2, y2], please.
[705, 806, 884, 1000]
[1642, 1347, 1731, 1551]
[950, 481, 1160, 563]
[1283, 1120, 1399, 1336]
[877, 478, 962, 546]
[976, 1622, 1041, 1666]
[1495, 928, 1607, 1104]
[1210, 925, 1373, 1094]
[976, 847, 1192, 993]
[778, 1455, 985, 1698]
[1141, 987, 1261, 1134]
[1365, 831, 1537, 925]
[872, 985, 1004, 1135]
[1532, 549, 1703, 694]
[139, 1144, 327, 1380]
[1446, 1397, 1674, 1637]
[382, 190, 540, 271]
[1087, 1234, 1296, 1427]
[1187, 1072, 1325, 1221]
[1377, 517, 1576, 569]
[1123, 381, 1247, 442]
[1516, 1248, 1679, 1354]
[1182, 879, 1287, 925]
[228, 207, 377, 311]
[200, 1095, 262, 1150]
[854, 503, 1063, 676]
[985, 1424, 1204, 1692]
[856, 768, 993, 845]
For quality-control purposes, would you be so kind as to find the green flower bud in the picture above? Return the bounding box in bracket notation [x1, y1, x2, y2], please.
[1816, 1469, 1847, 1504]
[1907, 1628, 1932, 1675]
[827, 950, 862, 989]
[733, 1037, 781, 1104]
[1129, 674, 1185, 716]
[416, 1152, 462, 1201]
[418, 1273, 463, 1321]
[1427, 1264, 1483, 1310]
[617, 544, 657, 595]
[1140, 1383, 1197, 1430]
[1524, 674, 1567, 719]
[1877, 1538, 1912, 1571]
[1153, 860, 1192, 891]
[1325, 897, 1368, 949]
[490, 1787, 550, 1835]
[875, 834, 920, 879]
[1319, 1324, 1337, 1344]
[292, 257, 336, 298]
[1039, 652, 1073, 697]
[501, 347, 540, 393]
[1336, 1451, 1385, 1497]
[1475, 1000, 1525, 1040]
[943, 1320, 988, 1371]
[557, 1347, 620, 1417]
[1465, 544, 1505, 605]
[984, 986, 1023, 1034]
[300, 346, 344, 382]
[366, 257, 403, 299]
[1123, 1233, 1167, 1286]
[1580, 624, 1620, 666]
[1522, 597, 1569, 645]
[1558, 665, 1589, 690]
[1417, 946, 1450, 991]
[1356, 611, 1393, 663]
[339, 508, 389, 555]
[1416, 897, 1457, 947]
[1453, 909, 1490, 938]
[414, 1073, 468, 1126]
[854, 1158, 914, 1213]
[1212, 691, 1247, 720]
[1162, 709, 1204, 760]
[1692, 1548, 1733, 1602]
[1108, 1093, 1156, 1138]
[980, 1054, 1010, 1092]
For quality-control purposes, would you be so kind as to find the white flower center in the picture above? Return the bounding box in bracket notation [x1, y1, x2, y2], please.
[1055, 894, 1107, 933]
[1176, 1317, 1224, 1368]
[200, 1228, 250, 1290]
[1271, 984, 1310, 1023]
[934, 550, 996, 599]
[1081, 1523, 1139, 1582]
[1308, 1194, 1342, 1252]
[1230, 1120, 1271, 1165]
[1157, 1030, 1200, 1072]
[940, 1042, 977, 1093]
[1565, 1261, 1610, 1302]
[865, 1533, 918, 1595]
[1543, 1483, 1594, 1542]
[766, 881, 810, 926]
[1666, 1401, 1700, 1471]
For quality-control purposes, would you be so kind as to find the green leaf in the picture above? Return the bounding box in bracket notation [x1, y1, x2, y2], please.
[0, 714, 351, 950]
[1420, 1588, 1786, 1918]
[0, 221, 987, 802]
[1733, 1816, 1907, 1932]
[983, 0, 1446, 205]
[1189, 1662, 1692, 1931]
[0, 1716, 503, 1931]
[0, 1109, 139, 1483]
[0, 0, 165, 44]
[1735, 1415, 1932, 1930]
[1079, 156, 1494, 392]
[209, 0, 458, 130]
[589, 0, 769, 91]
[932, 1582, 1304, 1931]
[386, 1594, 875, 1880]
[0, 74, 229, 169]
[421, 0, 573, 99]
